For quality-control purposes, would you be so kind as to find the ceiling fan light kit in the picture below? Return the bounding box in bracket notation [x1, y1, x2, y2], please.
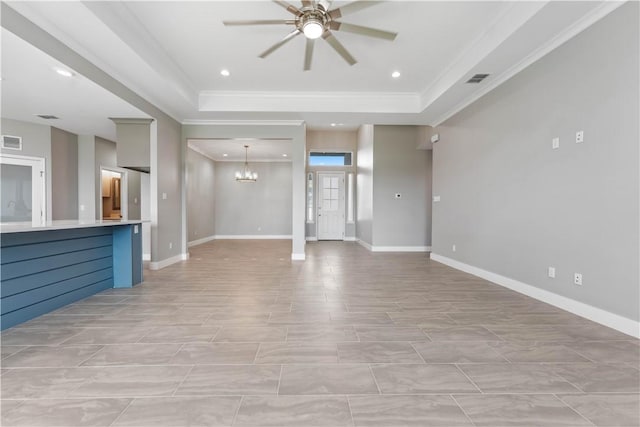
[223, 0, 397, 71]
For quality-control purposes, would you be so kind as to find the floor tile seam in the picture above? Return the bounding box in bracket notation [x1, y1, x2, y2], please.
[542, 365, 588, 393]
[366, 364, 382, 395]
[275, 364, 284, 396]
[552, 393, 598, 427]
[449, 394, 478, 427]
[229, 393, 245, 426]
[453, 364, 484, 394]
[105, 397, 135, 427]
[171, 364, 196, 397]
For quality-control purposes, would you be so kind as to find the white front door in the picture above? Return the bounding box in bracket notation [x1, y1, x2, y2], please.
[317, 172, 345, 240]
[0, 154, 46, 225]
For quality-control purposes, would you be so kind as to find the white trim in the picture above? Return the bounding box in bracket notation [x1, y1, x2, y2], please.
[371, 246, 431, 253]
[430, 1, 625, 126]
[306, 236, 318, 242]
[357, 239, 373, 251]
[214, 235, 292, 240]
[291, 253, 306, 261]
[142, 253, 150, 261]
[430, 253, 640, 339]
[188, 235, 216, 247]
[344, 236, 356, 242]
[149, 253, 187, 270]
[183, 119, 305, 126]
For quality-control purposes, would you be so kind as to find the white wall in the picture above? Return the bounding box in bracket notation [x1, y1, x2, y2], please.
[214, 161, 292, 237]
[432, 3, 639, 328]
[187, 148, 216, 242]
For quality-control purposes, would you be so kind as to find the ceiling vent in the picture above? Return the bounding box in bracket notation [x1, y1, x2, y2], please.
[466, 74, 490, 83]
[1, 135, 22, 150]
[35, 114, 59, 120]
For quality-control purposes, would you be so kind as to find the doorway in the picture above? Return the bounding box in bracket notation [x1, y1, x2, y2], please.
[0, 154, 46, 225]
[100, 167, 127, 220]
[316, 171, 345, 240]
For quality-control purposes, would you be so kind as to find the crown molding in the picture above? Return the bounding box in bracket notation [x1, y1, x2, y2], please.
[199, 91, 420, 114]
[182, 119, 305, 127]
[429, 0, 625, 126]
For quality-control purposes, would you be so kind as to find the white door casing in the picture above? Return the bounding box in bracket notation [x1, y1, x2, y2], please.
[317, 171, 345, 240]
[0, 154, 45, 225]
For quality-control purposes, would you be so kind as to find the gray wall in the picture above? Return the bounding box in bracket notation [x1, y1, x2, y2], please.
[432, 3, 639, 321]
[356, 125, 374, 245]
[77, 135, 96, 221]
[214, 161, 292, 236]
[306, 129, 357, 239]
[187, 148, 216, 242]
[50, 127, 78, 220]
[1, 118, 52, 221]
[373, 125, 431, 248]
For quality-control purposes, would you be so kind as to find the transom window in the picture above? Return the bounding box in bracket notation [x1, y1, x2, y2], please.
[309, 151, 352, 167]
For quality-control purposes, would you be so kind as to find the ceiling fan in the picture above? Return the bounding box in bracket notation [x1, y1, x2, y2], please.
[223, 0, 397, 71]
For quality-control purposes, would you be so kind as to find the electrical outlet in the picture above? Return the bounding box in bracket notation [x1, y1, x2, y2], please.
[548, 267, 556, 278]
[574, 273, 583, 286]
[452, 244, 456, 252]
[552, 137, 560, 149]
[80, 204, 85, 212]
[162, 192, 167, 200]
[169, 242, 173, 250]
[433, 196, 441, 202]
[576, 131, 584, 143]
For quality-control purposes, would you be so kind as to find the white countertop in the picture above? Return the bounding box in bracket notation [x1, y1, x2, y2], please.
[1, 220, 145, 234]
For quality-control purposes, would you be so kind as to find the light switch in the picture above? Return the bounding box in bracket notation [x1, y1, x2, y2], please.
[552, 137, 560, 149]
[134, 197, 138, 204]
[433, 196, 441, 202]
[134, 225, 139, 234]
[162, 192, 167, 200]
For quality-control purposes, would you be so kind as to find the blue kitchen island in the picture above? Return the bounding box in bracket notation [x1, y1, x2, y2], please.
[0, 220, 143, 330]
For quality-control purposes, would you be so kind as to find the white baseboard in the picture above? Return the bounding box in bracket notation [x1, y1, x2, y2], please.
[306, 236, 318, 242]
[344, 236, 356, 242]
[430, 253, 640, 339]
[371, 245, 431, 252]
[356, 240, 430, 252]
[291, 253, 306, 261]
[149, 253, 189, 270]
[357, 239, 373, 251]
[188, 235, 216, 247]
[214, 235, 292, 240]
[142, 253, 150, 261]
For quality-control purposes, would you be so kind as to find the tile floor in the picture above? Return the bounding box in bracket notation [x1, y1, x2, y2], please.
[1, 240, 638, 426]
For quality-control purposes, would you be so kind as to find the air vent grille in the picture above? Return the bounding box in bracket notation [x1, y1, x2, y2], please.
[36, 115, 59, 120]
[1, 135, 22, 150]
[466, 74, 490, 83]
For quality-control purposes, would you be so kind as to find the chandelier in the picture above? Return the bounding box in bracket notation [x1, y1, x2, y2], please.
[235, 145, 258, 182]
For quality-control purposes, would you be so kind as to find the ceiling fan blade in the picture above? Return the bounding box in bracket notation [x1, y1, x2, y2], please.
[259, 29, 301, 58]
[329, 21, 396, 40]
[301, 0, 315, 7]
[322, 31, 356, 65]
[304, 38, 315, 71]
[328, 1, 381, 19]
[273, 0, 303, 16]
[223, 19, 295, 26]
[317, 0, 333, 12]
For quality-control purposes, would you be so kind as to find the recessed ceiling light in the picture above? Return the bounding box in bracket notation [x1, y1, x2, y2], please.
[391, 71, 401, 78]
[330, 123, 337, 127]
[55, 68, 74, 77]
[223, 153, 228, 157]
[282, 154, 288, 157]
[220, 69, 230, 77]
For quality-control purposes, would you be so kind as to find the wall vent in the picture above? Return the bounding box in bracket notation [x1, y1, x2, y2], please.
[1, 135, 23, 150]
[35, 114, 59, 120]
[466, 74, 490, 83]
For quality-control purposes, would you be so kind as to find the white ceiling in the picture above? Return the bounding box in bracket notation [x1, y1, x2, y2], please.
[188, 138, 292, 162]
[1, 0, 625, 146]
